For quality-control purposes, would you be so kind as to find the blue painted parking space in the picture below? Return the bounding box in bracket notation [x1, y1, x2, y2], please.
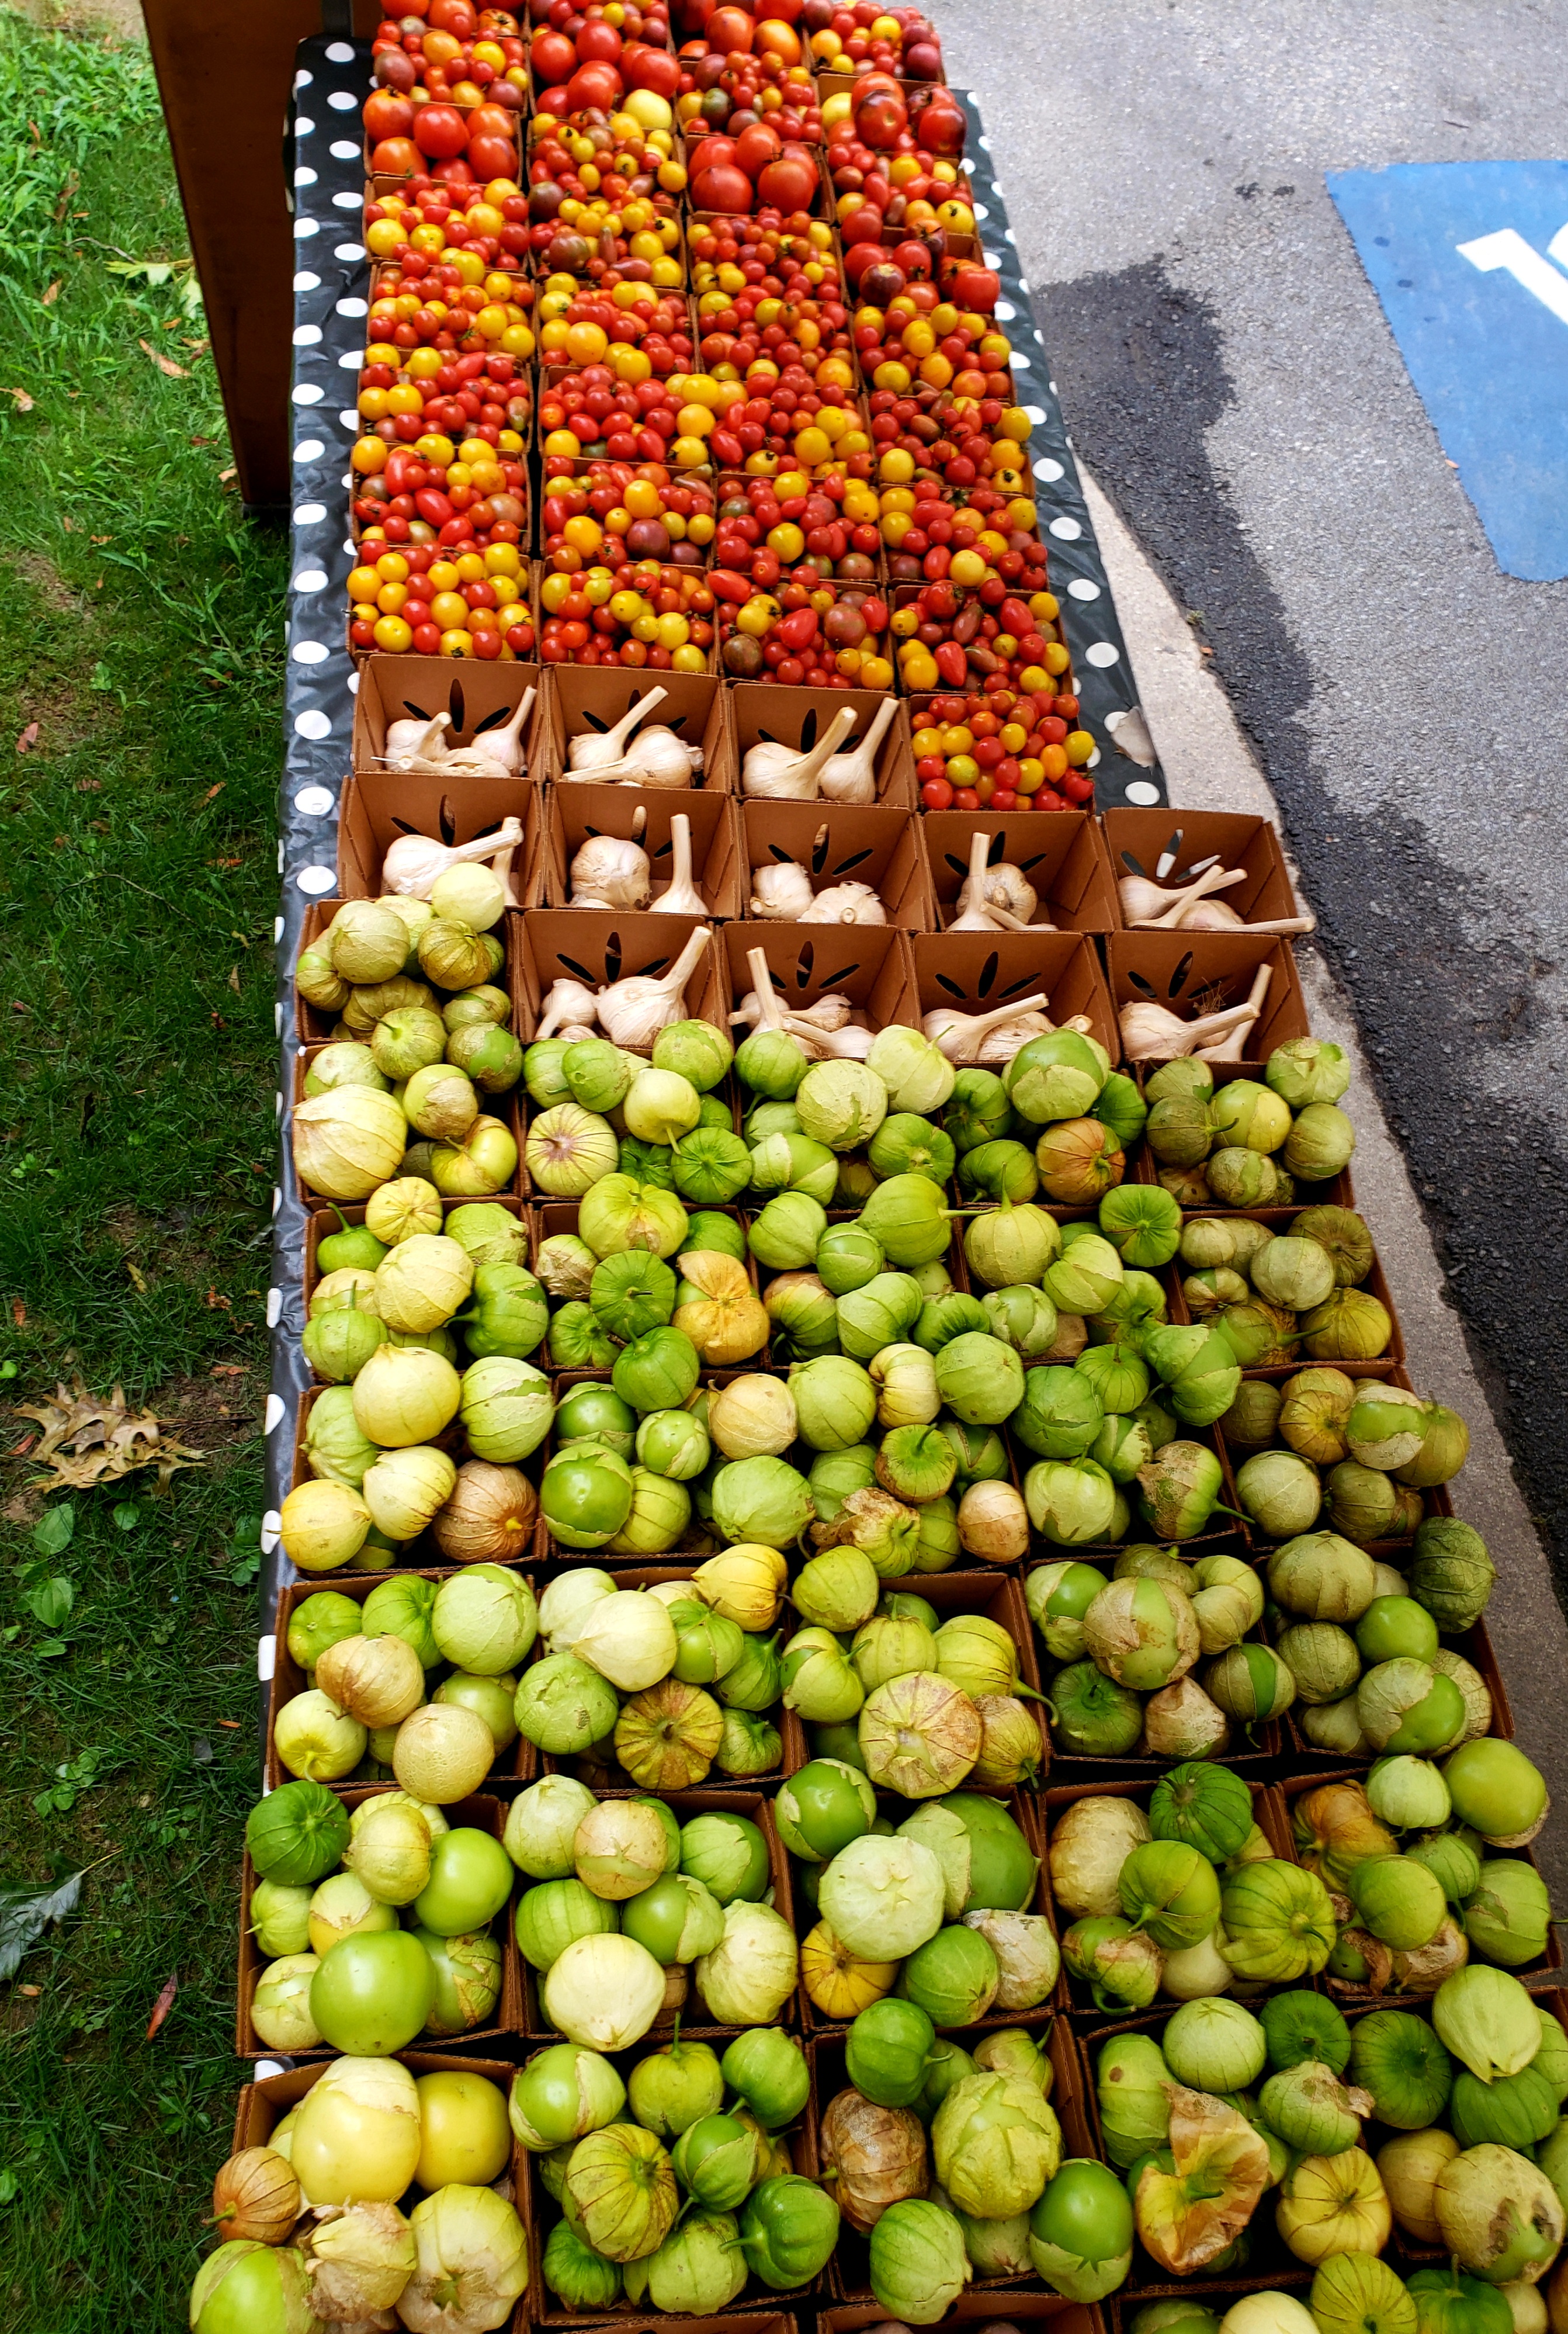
[1328, 159, 1568, 581]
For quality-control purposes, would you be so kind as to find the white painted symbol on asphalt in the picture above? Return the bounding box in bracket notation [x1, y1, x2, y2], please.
[1456, 226, 1568, 327]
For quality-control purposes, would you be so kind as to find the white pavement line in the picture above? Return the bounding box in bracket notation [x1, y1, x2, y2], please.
[1082, 466, 1568, 1892]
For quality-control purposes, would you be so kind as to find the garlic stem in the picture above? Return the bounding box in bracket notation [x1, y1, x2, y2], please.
[923, 994, 1052, 1065]
[740, 704, 858, 799]
[654, 813, 706, 915]
[1122, 864, 1244, 929]
[819, 696, 896, 805]
[745, 945, 788, 1032]
[567, 686, 669, 772]
[380, 817, 525, 900]
[779, 1012, 873, 1058]
[1118, 996, 1262, 1059]
[1195, 965, 1272, 1062]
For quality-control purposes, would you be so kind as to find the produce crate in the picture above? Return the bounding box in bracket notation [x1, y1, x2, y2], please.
[236, 1788, 522, 2059]
[825, 2302, 1109, 2334]
[511, 911, 727, 1048]
[290, 1037, 529, 1206]
[1040, 1777, 1292, 2017]
[531, 1561, 808, 1793]
[1106, 933, 1311, 1070]
[518, 1786, 800, 2037]
[543, 782, 744, 919]
[720, 920, 917, 1040]
[543, 666, 733, 789]
[1016, 1425, 1247, 1583]
[923, 808, 1119, 936]
[731, 682, 918, 810]
[337, 768, 547, 913]
[1132, 1109, 1357, 1220]
[349, 653, 549, 782]
[1101, 807, 1306, 933]
[1279, 1769, 1558, 1997]
[750, 1221, 978, 1376]
[1169, 1207, 1401, 1372]
[789, 1786, 1048, 2035]
[1275, 1611, 1517, 1764]
[813, 2013, 1087, 2305]
[263, 1566, 542, 1791]
[740, 800, 936, 931]
[908, 929, 1119, 1066]
[300, 1190, 530, 1330]
[232, 2046, 518, 2147]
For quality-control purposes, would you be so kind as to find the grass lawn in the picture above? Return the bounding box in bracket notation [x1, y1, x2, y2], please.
[0, 16, 287, 2323]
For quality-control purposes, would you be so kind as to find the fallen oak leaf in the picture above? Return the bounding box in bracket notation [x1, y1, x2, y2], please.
[145, 1972, 178, 2038]
[138, 338, 188, 380]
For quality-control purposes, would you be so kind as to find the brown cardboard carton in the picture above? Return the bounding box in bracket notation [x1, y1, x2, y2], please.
[290, 1040, 528, 1206]
[350, 654, 547, 781]
[1106, 930, 1310, 1065]
[285, 1386, 549, 1574]
[544, 783, 743, 918]
[1102, 806, 1303, 930]
[910, 929, 1118, 1059]
[544, 666, 732, 788]
[720, 920, 917, 1033]
[302, 1192, 529, 1320]
[741, 800, 936, 929]
[337, 769, 546, 910]
[730, 681, 917, 809]
[923, 807, 1118, 933]
[512, 912, 726, 1045]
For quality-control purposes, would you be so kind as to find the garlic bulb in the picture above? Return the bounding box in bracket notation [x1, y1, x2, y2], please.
[741, 705, 857, 799]
[565, 688, 703, 788]
[457, 687, 535, 776]
[1119, 996, 1262, 1059]
[923, 995, 1052, 1065]
[378, 690, 534, 778]
[381, 818, 524, 902]
[731, 989, 851, 1033]
[780, 1012, 874, 1058]
[818, 698, 896, 806]
[653, 813, 706, 915]
[595, 924, 712, 1048]
[1118, 865, 1243, 929]
[382, 713, 448, 766]
[802, 880, 886, 926]
[750, 860, 816, 920]
[536, 978, 598, 1038]
[1195, 966, 1272, 1061]
[949, 830, 1041, 933]
[570, 834, 651, 912]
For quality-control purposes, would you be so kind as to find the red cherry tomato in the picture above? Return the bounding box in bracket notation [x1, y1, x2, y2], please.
[412, 102, 468, 158]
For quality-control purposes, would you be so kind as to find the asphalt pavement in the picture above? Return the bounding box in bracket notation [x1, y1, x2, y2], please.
[938, 1, 1568, 1613]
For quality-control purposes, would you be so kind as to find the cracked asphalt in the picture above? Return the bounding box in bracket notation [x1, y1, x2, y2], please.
[935, 0, 1568, 1602]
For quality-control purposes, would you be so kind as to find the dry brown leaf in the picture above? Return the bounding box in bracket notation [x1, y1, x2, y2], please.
[138, 338, 188, 380]
[12, 1379, 205, 1493]
[204, 1289, 231, 1311]
[2, 388, 34, 413]
[202, 782, 224, 802]
[145, 1973, 178, 2038]
[15, 722, 37, 754]
[227, 966, 241, 993]
[10, 1300, 23, 1327]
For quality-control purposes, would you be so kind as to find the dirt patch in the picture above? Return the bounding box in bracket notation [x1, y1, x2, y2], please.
[155, 1369, 264, 1454]
[6, 0, 145, 41]
[12, 552, 84, 616]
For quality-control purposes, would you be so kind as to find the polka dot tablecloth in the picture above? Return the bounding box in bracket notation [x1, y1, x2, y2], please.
[257, 41, 1168, 1661]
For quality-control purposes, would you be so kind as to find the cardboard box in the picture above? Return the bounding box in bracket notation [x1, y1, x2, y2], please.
[544, 783, 744, 919]
[232, 2048, 517, 2149]
[301, 1191, 530, 1323]
[1274, 1604, 1515, 1762]
[337, 770, 546, 912]
[1106, 931, 1310, 1066]
[741, 800, 936, 930]
[265, 1570, 541, 1791]
[720, 920, 917, 1040]
[544, 665, 733, 789]
[518, 1786, 798, 2036]
[1167, 1203, 1400, 1367]
[1102, 807, 1305, 931]
[350, 654, 547, 782]
[290, 1037, 528, 1207]
[909, 929, 1119, 1062]
[825, 2305, 1106, 2334]
[512, 912, 726, 1047]
[292, 898, 521, 1043]
[730, 681, 917, 809]
[922, 808, 1118, 934]
[236, 1790, 521, 2058]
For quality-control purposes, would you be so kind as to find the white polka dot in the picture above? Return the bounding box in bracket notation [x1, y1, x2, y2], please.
[292, 640, 329, 664]
[275, 1090, 283, 1117]
[331, 139, 360, 161]
[342, 538, 355, 558]
[293, 569, 328, 593]
[335, 242, 366, 262]
[325, 40, 355, 61]
[348, 672, 360, 695]
[273, 916, 285, 944]
[275, 1000, 283, 1036]
[1018, 276, 1031, 293]
[971, 202, 989, 221]
[277, 840, 285, 872]
[336, 296, 367, 318]
[265, 1393, 286, 1435]
[266, 1286, 283, 1327]
[272, 1186, 282, 1217]
[294, 67, 313, 88]
[1087, 747, 1102, 768]
[1024, 404, 1047, 424]
[1126, 780, 1161, 806]
[995, 300, 1015, 322]
[295, 115, 314, 138]
[292, 383, 324, 406]
[295, 165, 318, 189]
[1067, 578, 1101, 601]
[1033, 458, 1064, 483]
[338, 349, 362, 369]
[297, 864, 338, 895]
[338, 409, 360, 431]
[293, 217, 319, 240]
[978, 134, 991, 151]
[332, 191, 360, 210]
[257, 1623, 277, 1669]
[293, 269, 321, 293]
[294, 501, 327, 524]
[255, 2057, 285, 2080]
[294, 438, 324, 462]
[1050, 381, 1059, 394]
[328, 89, 356, 112]
[1048, 515, 1082, 542]
[984, 248, 1002, 268]
[293, 323, 322, 346]
[295, 784, 335, 815]
[294, 709, 332, 743]
[1084, 641, 1121, 667]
